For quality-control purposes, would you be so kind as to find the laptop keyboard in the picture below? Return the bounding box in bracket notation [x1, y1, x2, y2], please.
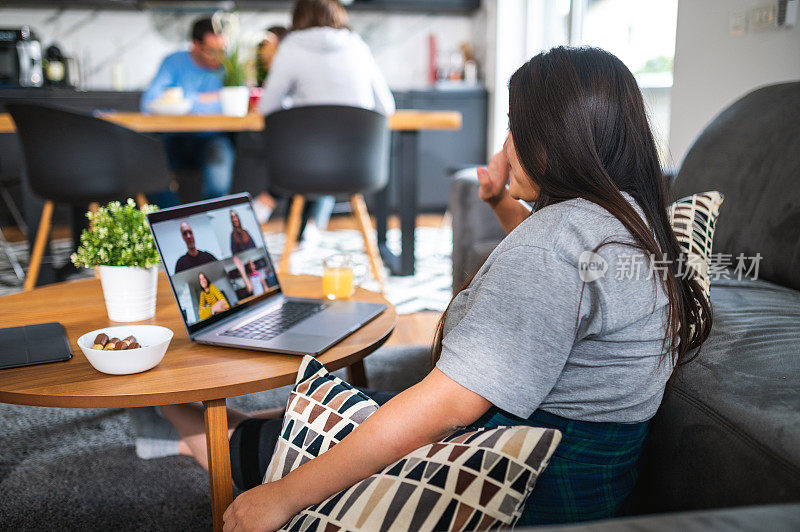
[220, 301, 328, 341]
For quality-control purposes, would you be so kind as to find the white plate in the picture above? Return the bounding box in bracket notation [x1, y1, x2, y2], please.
[77, 325, 173, 375]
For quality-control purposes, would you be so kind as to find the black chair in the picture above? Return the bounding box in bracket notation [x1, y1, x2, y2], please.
[6, 103, 171, 291]
[0, 159, 26, 281]
[263, 105, 389, 289]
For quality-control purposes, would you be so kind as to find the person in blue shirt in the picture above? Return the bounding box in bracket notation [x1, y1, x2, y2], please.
[142, 17, 235, 207]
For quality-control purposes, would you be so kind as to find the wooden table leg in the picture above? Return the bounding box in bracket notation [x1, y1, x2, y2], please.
[203, 398, 233, 532]
[347, 359, 369, 388]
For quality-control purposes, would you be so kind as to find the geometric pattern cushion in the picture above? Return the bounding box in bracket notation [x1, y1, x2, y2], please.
[263, 355, 380, 483]
[668, 191, 724, 299]
[279, 425, 562, 531]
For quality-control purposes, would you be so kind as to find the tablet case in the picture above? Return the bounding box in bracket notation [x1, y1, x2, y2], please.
[0, 322, 73, 370]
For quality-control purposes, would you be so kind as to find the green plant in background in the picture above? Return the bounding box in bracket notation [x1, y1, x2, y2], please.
[636, 56, 674, 74]
[71, 199, 161, 268]
[222, 45, 247, 87]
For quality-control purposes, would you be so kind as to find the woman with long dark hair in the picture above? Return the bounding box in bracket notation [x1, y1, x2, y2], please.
[229, 209, 256, 255]
[159, 47, 712, 530]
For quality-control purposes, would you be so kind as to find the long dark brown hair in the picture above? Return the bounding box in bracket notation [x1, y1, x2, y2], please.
[230, 209, 253, 249]
[433, 46, 712, 369]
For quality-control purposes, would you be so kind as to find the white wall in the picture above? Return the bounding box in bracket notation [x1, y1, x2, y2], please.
[669, 0, 800, 166]
[0, 7, 482, 91]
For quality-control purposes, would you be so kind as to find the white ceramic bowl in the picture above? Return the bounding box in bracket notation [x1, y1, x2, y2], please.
[147, 100, 192, 116]
[77, 325, 173, 375]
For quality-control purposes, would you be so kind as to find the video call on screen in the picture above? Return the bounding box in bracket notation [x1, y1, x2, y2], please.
[151, 203, 279, 325]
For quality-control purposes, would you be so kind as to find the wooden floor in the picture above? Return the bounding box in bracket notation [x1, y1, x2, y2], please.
[1, 212, 446, 350]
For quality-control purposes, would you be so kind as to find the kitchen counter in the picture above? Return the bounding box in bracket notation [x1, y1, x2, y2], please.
[0, 110, 461, 134]
[0, 89, 142, 113]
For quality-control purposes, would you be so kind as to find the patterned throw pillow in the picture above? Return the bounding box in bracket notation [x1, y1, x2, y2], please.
[668, 191, 724, 299]
[280, 425, 561, 531]
[263, 355, 380, 483]
[266, 356, 562, 531]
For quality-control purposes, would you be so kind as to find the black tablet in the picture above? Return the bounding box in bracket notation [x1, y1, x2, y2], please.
[0, 322, 73, 370]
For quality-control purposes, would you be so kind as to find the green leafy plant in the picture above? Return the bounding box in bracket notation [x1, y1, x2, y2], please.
[71, 199, 160, 268]
[222, 45, 247, 87]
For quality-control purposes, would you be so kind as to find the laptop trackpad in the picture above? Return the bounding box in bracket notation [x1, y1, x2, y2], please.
[268, 332, 333, 353]
[290, 312, 359, 334]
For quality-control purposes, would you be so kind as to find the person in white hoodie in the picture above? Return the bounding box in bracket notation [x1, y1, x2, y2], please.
[252, 0, 395, 229]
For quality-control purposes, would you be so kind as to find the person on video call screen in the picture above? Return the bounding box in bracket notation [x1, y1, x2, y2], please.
[175, 221, 218, 272]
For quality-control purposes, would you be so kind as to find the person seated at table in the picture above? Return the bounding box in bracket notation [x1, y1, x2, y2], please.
[246, 260, 268, 297]
[229, 209, 257, 254]
[175, 221, 218, 273]
[197, 272, 230, 320]
[252, 0, 395, 232]
[144, 46, 714, 530]
[141, 17, 235, 207]
[255, 26, 288, 88]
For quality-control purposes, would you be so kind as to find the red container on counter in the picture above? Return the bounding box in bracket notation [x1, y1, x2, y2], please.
[248, 87, 263, 112]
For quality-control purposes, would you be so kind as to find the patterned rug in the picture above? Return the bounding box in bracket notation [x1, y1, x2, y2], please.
[0, 227, 453, 314]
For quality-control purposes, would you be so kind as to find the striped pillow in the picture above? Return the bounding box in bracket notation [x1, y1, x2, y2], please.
[668, 191, 724, 299]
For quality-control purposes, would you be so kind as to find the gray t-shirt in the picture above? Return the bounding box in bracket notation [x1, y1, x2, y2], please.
[437, 194, 673, 423]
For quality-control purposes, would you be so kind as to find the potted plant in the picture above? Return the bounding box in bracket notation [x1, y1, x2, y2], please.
[220, 45, 250, 117]
[71, 199, 161, 322]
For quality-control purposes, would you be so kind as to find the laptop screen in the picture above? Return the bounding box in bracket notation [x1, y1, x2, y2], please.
[148, 194, 280, 334]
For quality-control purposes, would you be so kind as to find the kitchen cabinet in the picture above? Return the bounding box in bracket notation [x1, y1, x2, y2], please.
[346, 0, 480, 13]
[389, 86, 487, 212]
[0, 0, 480, 13]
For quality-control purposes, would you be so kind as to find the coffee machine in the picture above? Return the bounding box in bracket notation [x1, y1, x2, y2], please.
[0, 26, 44, 88]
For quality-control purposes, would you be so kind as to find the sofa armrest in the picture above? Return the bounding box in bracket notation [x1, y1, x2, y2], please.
[449, 168, 505, 293]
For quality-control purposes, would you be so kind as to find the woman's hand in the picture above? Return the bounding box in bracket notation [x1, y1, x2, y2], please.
[223, 482, 298, 532]
[211, 300, 229, 314]
[477, 149, 510, 205]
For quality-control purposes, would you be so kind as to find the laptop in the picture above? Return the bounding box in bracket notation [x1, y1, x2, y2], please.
[147, 194, 387, 355]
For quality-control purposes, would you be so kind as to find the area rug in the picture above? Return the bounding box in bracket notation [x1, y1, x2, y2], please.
[0, 227, 453, 314]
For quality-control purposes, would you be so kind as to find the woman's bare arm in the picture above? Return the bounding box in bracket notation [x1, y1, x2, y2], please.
[477, 149, 531, 233]
[484, 188, 532, 234]
[222, 369, 492, 531]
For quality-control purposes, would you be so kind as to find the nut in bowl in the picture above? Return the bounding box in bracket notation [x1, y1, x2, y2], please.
[77, 325, 173, 375]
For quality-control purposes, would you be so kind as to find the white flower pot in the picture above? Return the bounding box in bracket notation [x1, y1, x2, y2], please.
[220, 86, 250, 117]
[98, 266, 158, 322]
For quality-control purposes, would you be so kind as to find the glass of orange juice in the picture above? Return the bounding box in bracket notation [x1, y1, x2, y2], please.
[322, 254, 362, 300]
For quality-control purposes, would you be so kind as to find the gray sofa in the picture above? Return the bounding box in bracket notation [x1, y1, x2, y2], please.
[450, 82, 800, 524]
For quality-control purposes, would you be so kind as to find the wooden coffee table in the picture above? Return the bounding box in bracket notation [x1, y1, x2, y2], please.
[0, 274, 396, 531]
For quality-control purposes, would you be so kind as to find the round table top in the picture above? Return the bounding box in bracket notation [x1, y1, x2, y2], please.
[0, 274, 396, 408]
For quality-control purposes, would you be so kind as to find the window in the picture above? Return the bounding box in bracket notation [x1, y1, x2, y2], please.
[491, 0, 679, 164]
[571, 0, 679, 165]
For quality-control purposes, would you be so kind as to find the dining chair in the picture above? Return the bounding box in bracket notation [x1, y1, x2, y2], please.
[6, 103, 171, 291]
[0, 159, 26, 281]
[263, 105, 389, 290]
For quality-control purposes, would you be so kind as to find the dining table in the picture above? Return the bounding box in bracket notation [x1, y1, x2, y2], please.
[0, 109, 462, 283]
[0, 273, 397, 531]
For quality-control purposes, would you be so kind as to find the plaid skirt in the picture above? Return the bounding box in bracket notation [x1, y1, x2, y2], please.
[472, 408, 649, 525]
